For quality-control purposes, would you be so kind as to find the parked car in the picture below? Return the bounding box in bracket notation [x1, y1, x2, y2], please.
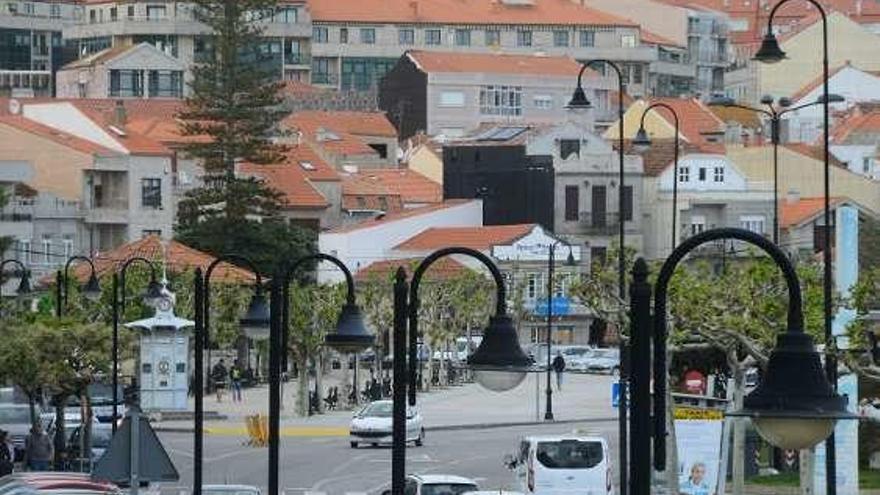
[349, 400, 424, 448]
[0, 473, 121, 495]
[42, 412, 99, 446]
[201, 485, 261, 495]
[382, 474, 479, 495]
[0, 404, 34, 462]
[560, 346, 593, 372]
[505, 435, 613, 495]
[66, 423, 114, 471]
[584, 348, 620, 376]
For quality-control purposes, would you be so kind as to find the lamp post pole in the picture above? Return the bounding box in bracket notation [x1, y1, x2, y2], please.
[634, 103, 680, 252]
[752, 3, 835, 491]
[570, 58, 629, 495]
[545, 244, 556, 421]
[56, 255, 100, 317]
[0, 259, 31, 296]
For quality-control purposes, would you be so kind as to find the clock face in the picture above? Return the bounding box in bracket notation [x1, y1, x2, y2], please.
[157, 297, 173, 312]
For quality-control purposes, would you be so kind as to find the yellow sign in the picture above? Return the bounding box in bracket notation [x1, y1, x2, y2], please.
[673, 407, 723, 420]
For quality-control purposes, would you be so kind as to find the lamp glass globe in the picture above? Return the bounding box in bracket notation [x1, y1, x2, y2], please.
[472, 369, 527, 392]
[752, 417, 835, 450]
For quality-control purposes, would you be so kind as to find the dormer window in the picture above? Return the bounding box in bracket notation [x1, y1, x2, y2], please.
[560, 139, 580, 160]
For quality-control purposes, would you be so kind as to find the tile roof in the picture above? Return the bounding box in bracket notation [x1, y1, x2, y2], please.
[308, 0, 638, 27]
[66, 99, 206, 147]
[406, 51, 590, 78]
[640, 29, 686, 48]
[394, 224, 536, 251]
[342, 168, 442, 204]
[340, 174, 405, 212]
[60, 45, 132, 70]
[783, 143, 848, 169]
[239, 144, 339, 210]
[780, 196, 846, 228]
[830, 109, 880, 143]
[65, 235, 256, 284]
[707, 104, 762, 129]
[327, 199, 475, 233]
[52, 101, 173, 156]
[354, 257, 470, 282]
[0, 115, 118, 156]
[284, 113, 380, 156]
[288, 110, 397, 138]
[647, 97, 725, 152]
[617, 139, 704, 176]
[280, 80, 324, 96]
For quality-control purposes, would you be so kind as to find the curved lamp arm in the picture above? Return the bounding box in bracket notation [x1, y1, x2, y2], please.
[281, 253, 357, 306]
[766, 0, 826, 33]
[119, 256, 159, 310]
[0, 258, 28, 276]
[203, 254, 264, 348]
[651, 227, 803, 471]
[61, 255, 98, 310]
[577, 59, 623, 88]
[639, 102, 681, 135]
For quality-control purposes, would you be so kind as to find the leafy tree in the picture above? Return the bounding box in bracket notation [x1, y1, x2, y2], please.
[0, 187, 13, 257]
[357, 272, 394, 377]
[0, 322, 44, 424]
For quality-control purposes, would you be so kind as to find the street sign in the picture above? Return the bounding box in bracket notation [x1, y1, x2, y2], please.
[533, 297, 570, 317]
[93, 405, 179, 485]
[612, 382, 620, 408]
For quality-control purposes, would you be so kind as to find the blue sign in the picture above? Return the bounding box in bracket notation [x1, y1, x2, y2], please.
[612, 382, 620, 408]
[533, 297, 570, 317]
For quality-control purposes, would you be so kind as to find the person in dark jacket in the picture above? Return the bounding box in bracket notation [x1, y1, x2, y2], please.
[0, 430, 14, 476]
[552, 352, 566, 391]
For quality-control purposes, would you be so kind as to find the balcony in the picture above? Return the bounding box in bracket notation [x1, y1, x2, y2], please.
[311, 73, 339, 87]
[64, 15, 207, 39]
[284, 52, 311, 66]
[578, 212, 623, 235]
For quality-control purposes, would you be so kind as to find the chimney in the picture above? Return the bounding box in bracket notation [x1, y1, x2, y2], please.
[113, 99, 127, 126]
[786, 189, 800, 204]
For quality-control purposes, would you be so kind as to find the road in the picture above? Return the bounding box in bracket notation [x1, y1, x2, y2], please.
[157, 419, 619, 495]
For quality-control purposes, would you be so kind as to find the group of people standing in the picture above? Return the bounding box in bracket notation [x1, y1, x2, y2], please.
[0, 423, 55, 476]
[211, 359, 245, 403]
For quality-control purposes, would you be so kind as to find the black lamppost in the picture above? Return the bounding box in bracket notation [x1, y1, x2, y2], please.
[627, 227, 855, 495]
[568, 59, 629, 495]
[543, 241, 575, 421]
[56, 255, 102, 317]
[394, 247, 532, 494]
[111, 257, 163, 432]
[752, 3, 837, 491]
[707, 93, 844, 244]
[192, 256, 270, 495]
[632, 102, 681, 252]
[0, 259, 31, 295]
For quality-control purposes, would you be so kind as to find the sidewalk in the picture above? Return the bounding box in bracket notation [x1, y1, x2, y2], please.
[153, 372, 618, 434]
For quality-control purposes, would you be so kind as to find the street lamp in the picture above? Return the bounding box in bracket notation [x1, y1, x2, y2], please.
[626, 227, 855, 495]
[631, 102, 681, 252]
[568, 58, 630, 495]
[192, 256, 269, 495]
[753, 1, 838, 492]
[111, 257, 162, 432]
[707, 93, 844, 244]
[0, 259, 31, 295]
[393, 247, 531, 494]
[56, 255, 102, 316]
[262, 253, 371, 495]
[543, 240, 576, 421]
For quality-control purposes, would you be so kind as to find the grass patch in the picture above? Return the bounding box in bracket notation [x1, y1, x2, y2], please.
[747, 469, 880, 489]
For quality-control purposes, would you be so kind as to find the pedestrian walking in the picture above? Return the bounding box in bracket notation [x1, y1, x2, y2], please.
[0, 430, 14, 476]
[230, 359, 243, 403]
[212, 359, 228, 403]
[552, 352, 566, 391]
[23, 423, 52, 471]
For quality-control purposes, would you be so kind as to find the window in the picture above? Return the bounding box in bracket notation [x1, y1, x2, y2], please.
[313, 26, 328, 43]
[50, 4, 60, 17]
[713, 165, 724, 182]
[127, 5, 134, 18]
[534, 95, 553, 109]
[148, 70, 182, 98]
[275, 6, 297, 23]
[579, 30, 595, 47]
[425, 29, 441, 45]
[42, 238, 50, 264]
[89, 9, 96, 23]
[439, 91, 465, 107]
[485, 29, 500, 46]
[560, 139, 580, 160]
[63, 238, 72, 259]
[689, 215, 706, 236]
[740, 215, 765, 235]
[678, 165, 689, 182]
[863, 157, 873, 174]
[621, 34, 636, 47]
[312, 58, 331, 83]
[517, 30, 532, 47]
[527, 273, 542, 300]
[17, 239, 30, 265]
[360, 28, 375, 44]
[399, 28, 414, 45]
[142, 229, 161, 238]
[145, 5, 166, 19]
[339, 28, 348, 43]
[622, 185, 633, 221]
[632, 64, 643, 84]
[24, 2, 33, 15]
[553, 30, 569, 47]
[564, 185, 579, 221]
[141, 178, 162, 208]
[479, 85, 522, 116]
[109, 70, 143, 97]
[698, 167, 707, 181]
[455, 29, 471, 46]
[536, 440, 604, 469]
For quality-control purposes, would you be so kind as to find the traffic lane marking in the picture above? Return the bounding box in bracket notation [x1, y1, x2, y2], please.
[204, 426, 349, 437]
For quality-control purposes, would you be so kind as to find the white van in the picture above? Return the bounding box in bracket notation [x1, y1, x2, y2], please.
[505, 435, 613, 495]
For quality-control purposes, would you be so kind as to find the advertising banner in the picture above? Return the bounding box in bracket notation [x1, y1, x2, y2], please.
[675, 407, 725, 495]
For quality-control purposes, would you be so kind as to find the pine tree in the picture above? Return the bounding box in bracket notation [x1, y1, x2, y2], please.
[176, 0, 314, 274]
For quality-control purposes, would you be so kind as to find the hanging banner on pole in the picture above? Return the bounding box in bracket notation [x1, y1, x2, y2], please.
[675, 407, 725, 495]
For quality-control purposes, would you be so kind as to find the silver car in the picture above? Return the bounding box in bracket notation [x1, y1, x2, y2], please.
[0, 405, 34, 461]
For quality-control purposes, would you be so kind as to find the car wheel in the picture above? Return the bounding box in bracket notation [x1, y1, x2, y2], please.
[350, 441, 358, 448]
[415, 429, 425, 447]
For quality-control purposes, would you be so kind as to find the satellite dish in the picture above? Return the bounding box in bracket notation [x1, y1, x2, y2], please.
[8, 99, 20, 115]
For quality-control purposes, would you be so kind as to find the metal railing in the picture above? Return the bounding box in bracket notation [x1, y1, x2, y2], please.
[578, 211, 624, 234]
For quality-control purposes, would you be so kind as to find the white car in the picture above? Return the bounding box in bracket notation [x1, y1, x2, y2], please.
[382, 474, 479, 495]
[506, 435, 613, 495]
[349, 400, 424, 448]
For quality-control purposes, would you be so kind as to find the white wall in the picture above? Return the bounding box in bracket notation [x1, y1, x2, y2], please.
[23, 102, 127, 153]
[658, 154, 748, 192]
[317, 200, 484, 283]
[831, 144, 878, 179]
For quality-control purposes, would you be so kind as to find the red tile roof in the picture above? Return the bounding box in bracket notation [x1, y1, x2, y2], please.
[354, 257, 470, 282]
[289, 110, 397, 138]
[327, 199, 475, 233]
[66, 235, 256, 284]
[394, 224, 536, 251]
[0, 115, 118, 156]
[640, 29, 685, 48]
[61, 45, 132, 70]
[341, 174, 404, 212]
[830, 109, 880, 143]
[59, 101, 173, 156]
[618, 139, 704, 177]
[240, 144, 339, 210]
[641, 97, 726, 153]
[407, 51, 591, 78]
[308, 0, 638, 27]
[780, 197, 846, 228]
[343, 168, 442, 204]
[284, 113, 379, 156]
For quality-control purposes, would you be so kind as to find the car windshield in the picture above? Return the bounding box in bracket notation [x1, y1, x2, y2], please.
[536, 440, 604, 469]
[592, 350, 617, 359]
[361, 402, 392, 418]
[0, 407, 31, 423]
[421, 484, 478, 495]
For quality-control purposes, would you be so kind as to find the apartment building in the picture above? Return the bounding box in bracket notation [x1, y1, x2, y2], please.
[0, 0, 78, 97]
[308, 0, 658, 96]
[61, 0, 312, 84]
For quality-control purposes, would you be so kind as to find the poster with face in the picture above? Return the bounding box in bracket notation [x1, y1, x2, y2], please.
[675, 408, 724, 495]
